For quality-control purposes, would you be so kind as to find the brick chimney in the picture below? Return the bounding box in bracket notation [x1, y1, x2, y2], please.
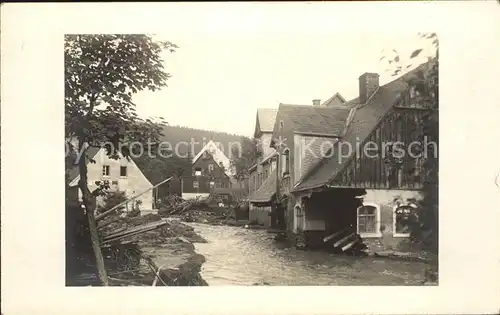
[359, 72, 379, 104]
[312, 99, 321, 106]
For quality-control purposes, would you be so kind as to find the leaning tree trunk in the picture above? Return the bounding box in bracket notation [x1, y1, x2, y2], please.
[78, 144, 109, 286]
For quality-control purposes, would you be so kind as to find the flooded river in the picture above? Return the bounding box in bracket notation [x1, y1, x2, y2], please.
[188, 223, 429, 286]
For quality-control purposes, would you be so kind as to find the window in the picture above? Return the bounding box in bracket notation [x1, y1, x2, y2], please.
[410, 85, 417, 98]
[209, 181, 215, 188]
[264, 169, 268, 180]
[208, 164, 214, 171]
[283, 149, 290, 175]
[279, 120, 284, 131]
[194, 167, 202, 176]
[393, 204, 417, 237]
[357, 203, 381, 237]
[120, 166, 127, 177]
[102, 165, 110, 176]
[193, 181, 199, 188]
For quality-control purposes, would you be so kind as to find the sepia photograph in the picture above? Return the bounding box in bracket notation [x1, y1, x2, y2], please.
[64, 31, 439, 287]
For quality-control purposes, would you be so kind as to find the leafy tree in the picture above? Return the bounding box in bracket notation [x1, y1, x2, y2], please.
[65, 34, 177, 285]
[230, 136, 262, 190]
[385, 33, 439, 252]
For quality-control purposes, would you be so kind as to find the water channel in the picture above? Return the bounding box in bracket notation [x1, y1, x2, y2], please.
[188, 223, 429, 286]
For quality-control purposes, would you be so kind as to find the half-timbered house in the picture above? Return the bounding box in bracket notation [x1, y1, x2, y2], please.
[269, 60, 438, 252]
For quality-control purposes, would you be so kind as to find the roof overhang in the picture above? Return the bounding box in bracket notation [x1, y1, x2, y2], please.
[293, 131, 341, 138]
[249, 193, 276, 205]
[291, 183, 327, 193]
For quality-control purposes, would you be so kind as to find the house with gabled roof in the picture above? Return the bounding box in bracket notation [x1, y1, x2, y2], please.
[66, 146, 158, 215]
[267, 60, 438, 252]
[248, 99, 352, 228]
[182, 139, 237, 200]
[321, 92, 347, 108]
[247, 108, 279, 226]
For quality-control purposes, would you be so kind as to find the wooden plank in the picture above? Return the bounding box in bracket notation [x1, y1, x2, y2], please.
[341, 239, 359, 252]
[102, 220, 168, 244]
[96, 177, 173, 221]
[323, 229, 347, 243]
[333, 232, 355, 248]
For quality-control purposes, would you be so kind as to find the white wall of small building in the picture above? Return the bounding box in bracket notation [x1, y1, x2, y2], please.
[73, 148, 154, 212]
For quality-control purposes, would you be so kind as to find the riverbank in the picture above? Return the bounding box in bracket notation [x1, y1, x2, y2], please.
[120, 215, 209, 286]
[69, 214, 209, 286]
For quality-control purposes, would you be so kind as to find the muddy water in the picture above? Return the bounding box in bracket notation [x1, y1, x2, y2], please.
[188, 223, 428, 286]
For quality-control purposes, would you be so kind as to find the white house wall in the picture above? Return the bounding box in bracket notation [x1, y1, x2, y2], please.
[77, 148, 154, 211]
[259, 133, 275, 160]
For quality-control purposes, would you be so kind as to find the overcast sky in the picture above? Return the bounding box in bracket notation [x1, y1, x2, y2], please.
[133, 20, 434, 137]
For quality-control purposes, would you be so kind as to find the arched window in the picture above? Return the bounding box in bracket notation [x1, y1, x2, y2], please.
[283, 149, 290, 175]
[357, 202, 381, 238]
[393, 204, 418, 237]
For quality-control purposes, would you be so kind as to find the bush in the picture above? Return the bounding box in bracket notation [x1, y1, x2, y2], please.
[126, 200, 143, 218]
[127, 208, 141, 218]
[97, 190, 128, 215]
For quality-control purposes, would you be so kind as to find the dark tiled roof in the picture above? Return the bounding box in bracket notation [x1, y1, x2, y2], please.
[66, 147, 101, 183]
[279, 104, 351, 136]
[294, 63, 429, 192]
[249, 169, 277, 203]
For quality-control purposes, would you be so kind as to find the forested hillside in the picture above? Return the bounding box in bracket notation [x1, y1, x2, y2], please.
[160, 125, 248, 157]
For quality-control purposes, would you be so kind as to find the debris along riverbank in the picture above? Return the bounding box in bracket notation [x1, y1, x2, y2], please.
[105, 214, 208, 286]
[67, 211, 208, 286]
[157, 194, 261, 228]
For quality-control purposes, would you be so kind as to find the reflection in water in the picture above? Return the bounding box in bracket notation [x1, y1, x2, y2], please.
[188, 223, 428, 286]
